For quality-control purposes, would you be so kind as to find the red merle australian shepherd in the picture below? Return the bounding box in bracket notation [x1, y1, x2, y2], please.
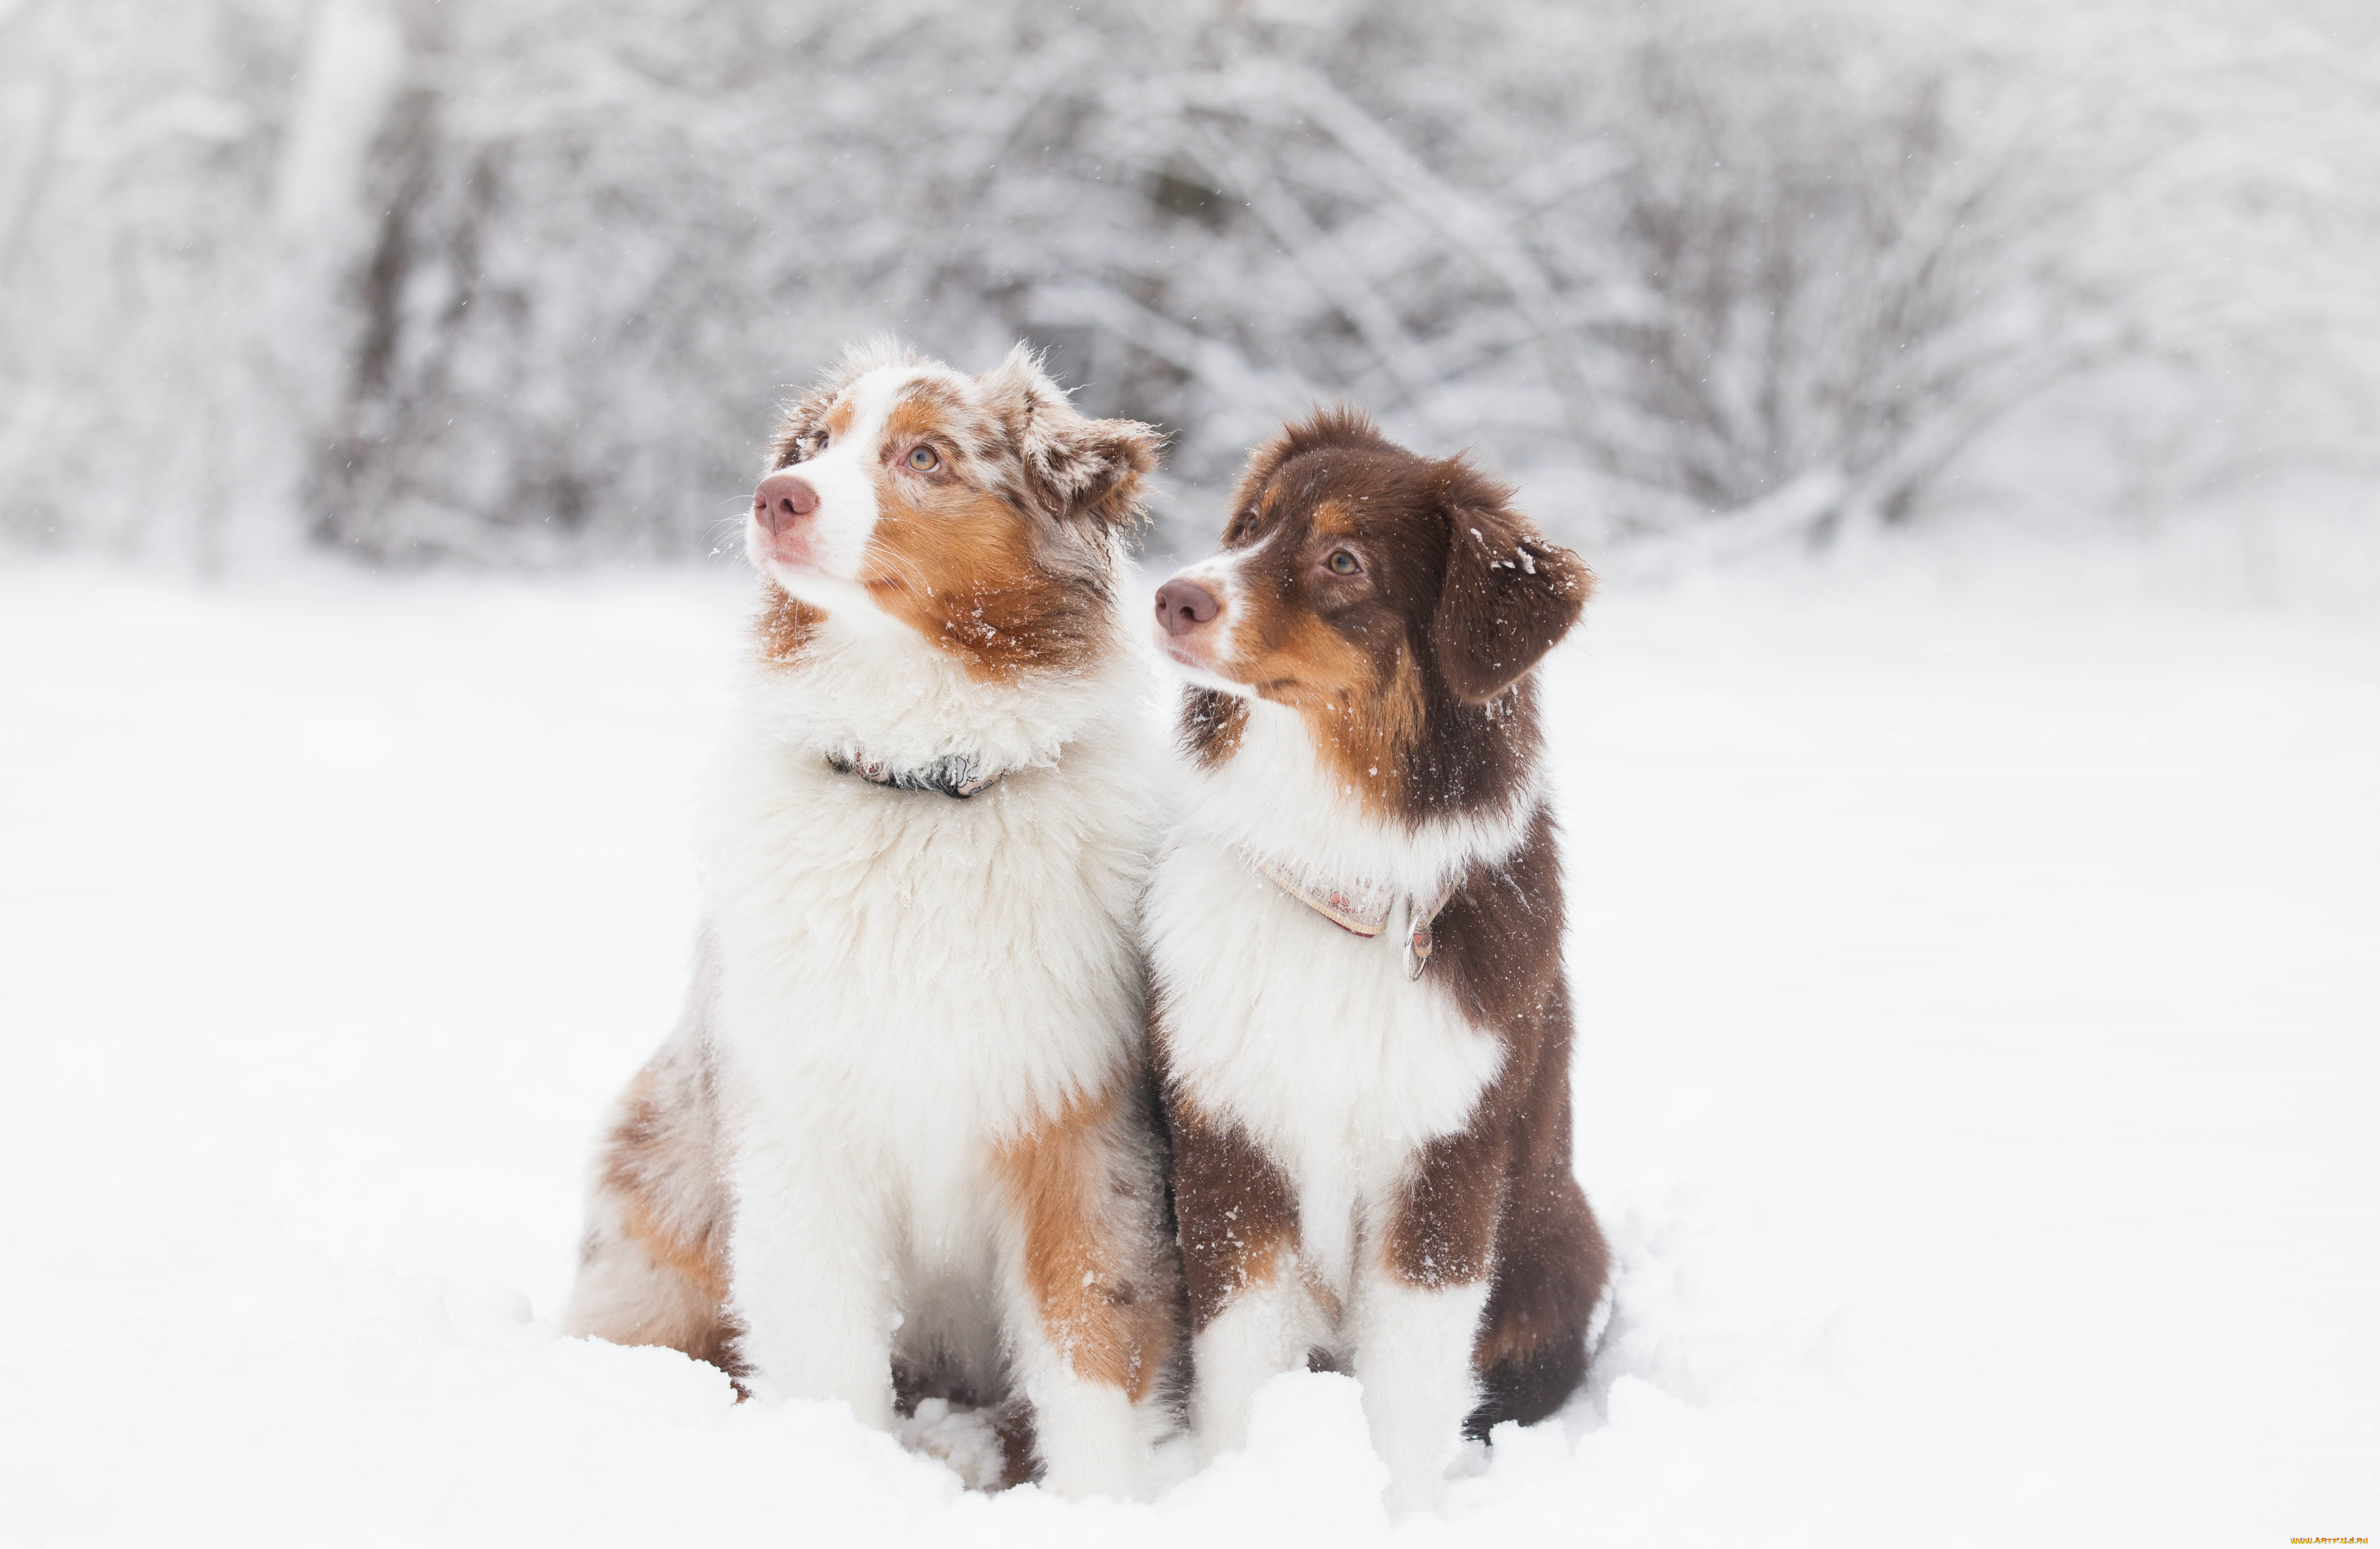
[1143, 411, 1611, 1514]
[563, 343, 1178, 1500]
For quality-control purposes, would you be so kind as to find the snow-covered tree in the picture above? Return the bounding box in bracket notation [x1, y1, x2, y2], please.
[2, 0, 2372, 564]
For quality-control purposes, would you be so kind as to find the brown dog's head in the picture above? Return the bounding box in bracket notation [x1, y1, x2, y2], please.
[749, 341, 1163, 678]
[1151, 410, 1590, 820]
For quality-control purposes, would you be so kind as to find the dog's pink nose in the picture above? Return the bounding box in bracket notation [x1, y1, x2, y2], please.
[1155, 578, 1220, 636]
[754, 472, 820, 535]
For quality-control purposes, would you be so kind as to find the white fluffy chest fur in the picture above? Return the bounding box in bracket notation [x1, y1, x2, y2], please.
[703, 614, 1161, 1258]
[1148, 701, 1529, 1300]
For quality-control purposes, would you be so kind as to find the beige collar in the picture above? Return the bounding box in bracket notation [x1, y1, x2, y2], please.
[1250, 855, 1456, 980]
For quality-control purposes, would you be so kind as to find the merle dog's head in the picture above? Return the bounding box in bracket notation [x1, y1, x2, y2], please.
[749, 341, 1163, 678]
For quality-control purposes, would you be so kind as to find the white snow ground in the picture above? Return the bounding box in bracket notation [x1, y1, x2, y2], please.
[1, 550, 2374, 1546]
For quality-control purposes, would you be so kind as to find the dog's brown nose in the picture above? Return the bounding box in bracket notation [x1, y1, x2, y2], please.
[754, 472, 820, 535]
[1155, 577, 1220, 636]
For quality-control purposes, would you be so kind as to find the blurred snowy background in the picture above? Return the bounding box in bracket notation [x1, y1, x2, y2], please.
[2, 0, 2376, 577]
[4, 4, 2378, 1545]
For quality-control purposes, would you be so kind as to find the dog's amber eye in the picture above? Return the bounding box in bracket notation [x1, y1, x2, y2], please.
[907, 444, 940, 472]
[1327, 549, 1361, 576]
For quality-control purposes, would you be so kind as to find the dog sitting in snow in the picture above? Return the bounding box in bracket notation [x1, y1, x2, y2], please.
[564, 342, 1178, 1499]
[1142, 410, 1611, 1513]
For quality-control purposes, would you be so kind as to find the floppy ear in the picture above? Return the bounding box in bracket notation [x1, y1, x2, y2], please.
[985, 344, 1165, 529]
[1431, 495, 1592, 704]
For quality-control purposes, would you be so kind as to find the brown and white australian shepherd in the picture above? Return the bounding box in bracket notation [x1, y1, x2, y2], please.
[1143, 411, 1612, 1514]
[563, 342, 1179, 1499]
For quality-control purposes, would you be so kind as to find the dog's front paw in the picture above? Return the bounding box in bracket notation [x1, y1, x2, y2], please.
[1382, 1469, 1445, 1519]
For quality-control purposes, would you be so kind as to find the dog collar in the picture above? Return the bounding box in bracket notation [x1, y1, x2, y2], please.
[1250, 855, 1455, 980]
[826, 748, 1004, 799]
